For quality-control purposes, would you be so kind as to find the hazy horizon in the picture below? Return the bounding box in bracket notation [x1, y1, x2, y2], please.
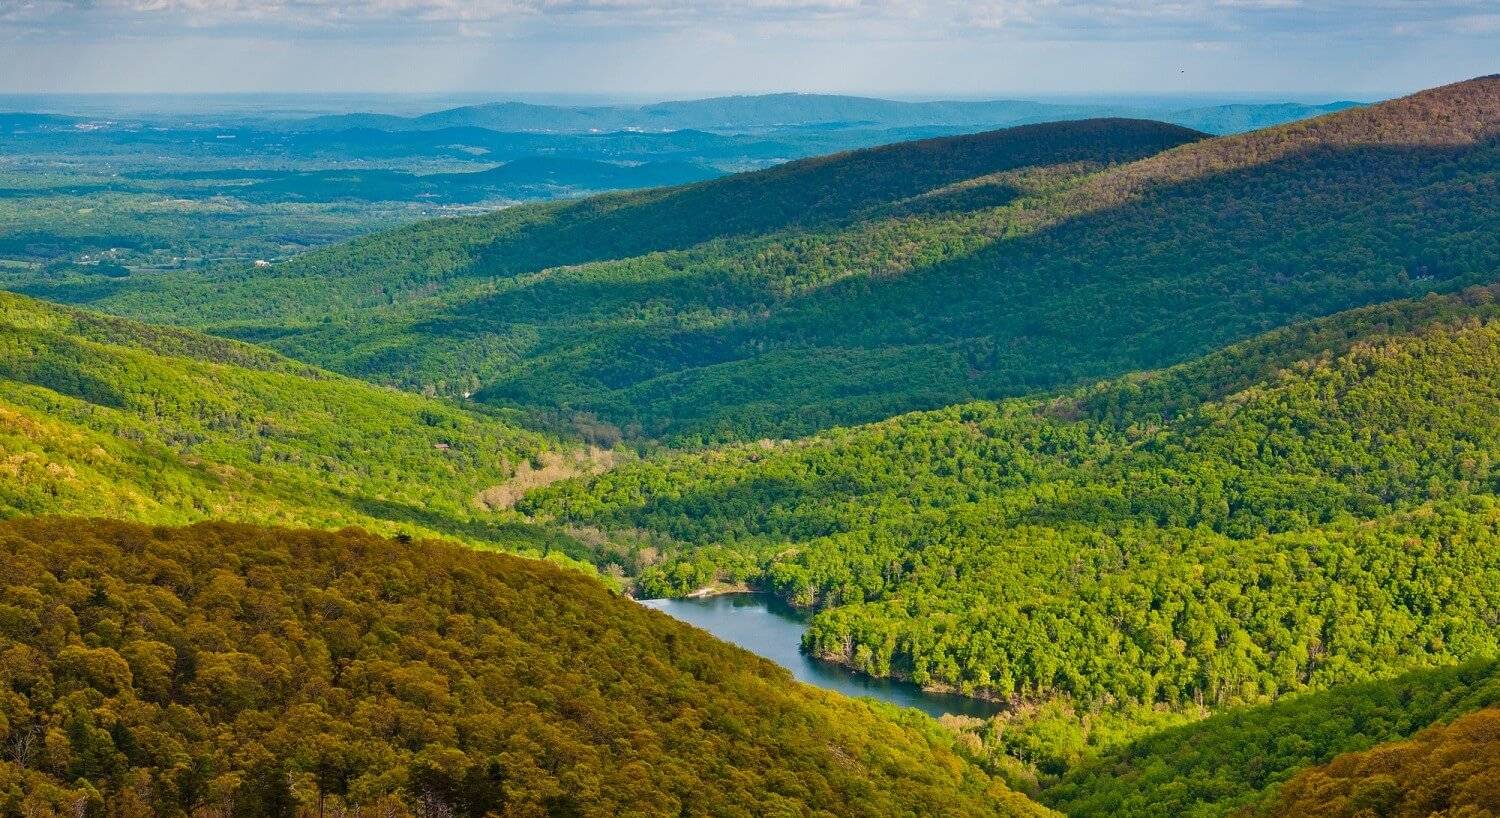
[0, 88, 1389, 121]
[2, 2, 1493, 98]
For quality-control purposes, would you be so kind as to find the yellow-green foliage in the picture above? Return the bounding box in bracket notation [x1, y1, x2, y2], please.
[0, 517, 1045, 818]
[0, 292, 576, 559]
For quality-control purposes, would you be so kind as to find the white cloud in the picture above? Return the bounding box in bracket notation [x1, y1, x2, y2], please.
[7, 0, 1495, 39]
[0, 0, 1494, 93]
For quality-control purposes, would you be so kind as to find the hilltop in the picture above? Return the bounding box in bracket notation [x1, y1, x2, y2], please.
[0, 517, 1042, 817]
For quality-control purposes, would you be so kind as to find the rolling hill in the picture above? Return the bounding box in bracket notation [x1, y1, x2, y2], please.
[444, 74, 1495, 442]
[0, 291, 587, 559]
[0, 517, 1043, 817]
[30, 76, 1496, 443]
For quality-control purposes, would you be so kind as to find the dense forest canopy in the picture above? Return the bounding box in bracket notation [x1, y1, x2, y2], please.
[527, 288, 1500, 716]
[0, 517, 1041, 817]
[24, 77, 1496, 442]
[0, 291, 591, 562]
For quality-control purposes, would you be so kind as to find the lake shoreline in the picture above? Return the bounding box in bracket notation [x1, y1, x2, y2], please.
[811, 650, 1009, 706]
[686, 582, 752, 599]
[640, 591, 1005, 718]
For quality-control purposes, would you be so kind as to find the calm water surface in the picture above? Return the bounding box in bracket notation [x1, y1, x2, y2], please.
[640, 593, 1001, 718]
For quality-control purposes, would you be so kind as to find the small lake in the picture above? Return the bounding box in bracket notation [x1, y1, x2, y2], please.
[640, 593, 1001, 719]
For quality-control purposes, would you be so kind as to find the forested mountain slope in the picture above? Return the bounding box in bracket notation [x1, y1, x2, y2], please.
[526, 287, 1500, 716]
[0, 517, 1042, 817]
[0, 292, 582, 558]
[45, 76, 1497, 442]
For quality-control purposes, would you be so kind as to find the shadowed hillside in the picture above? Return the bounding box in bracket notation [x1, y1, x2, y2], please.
[58, 117, 1197, 327]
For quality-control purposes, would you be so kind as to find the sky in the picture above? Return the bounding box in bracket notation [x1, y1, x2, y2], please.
[0, 1, 1496, 98]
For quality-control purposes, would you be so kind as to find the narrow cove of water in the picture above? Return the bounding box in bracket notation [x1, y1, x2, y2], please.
[640, 593, 1001, 719]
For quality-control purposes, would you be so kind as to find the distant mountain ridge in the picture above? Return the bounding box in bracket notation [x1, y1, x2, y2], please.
[296, 92, 1361, 136]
